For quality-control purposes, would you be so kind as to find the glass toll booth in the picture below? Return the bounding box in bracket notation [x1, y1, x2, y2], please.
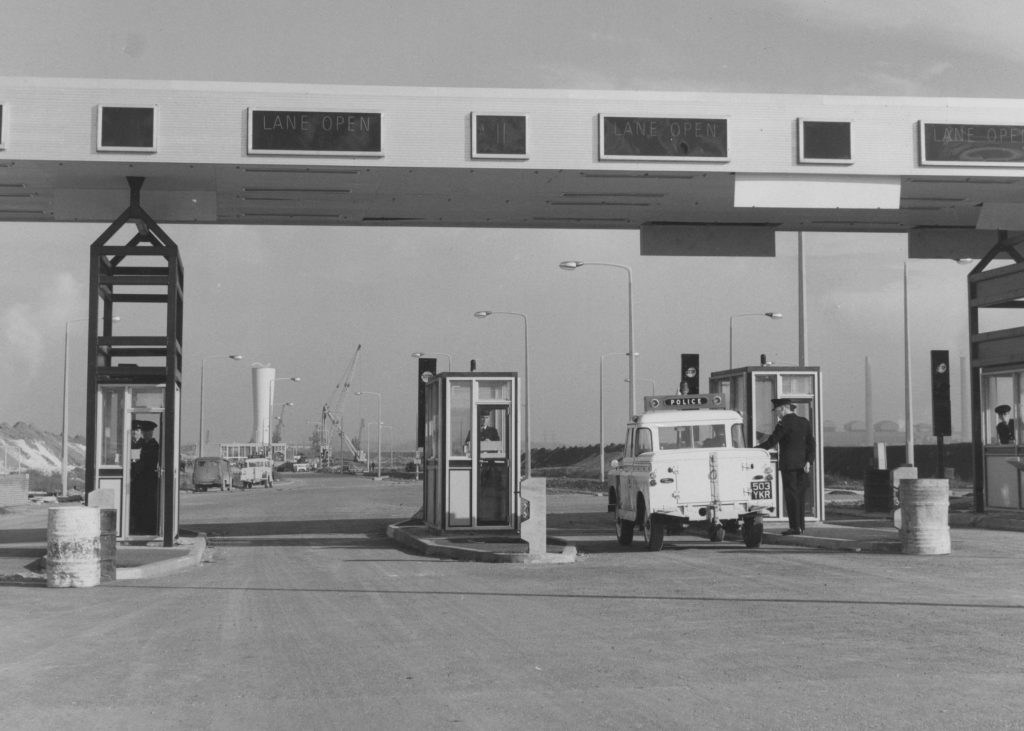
[423, 373, 519, 532]
[91, 385, 178, 541]
[710, 365, 824, 524]
[980, 368, 1024, 510]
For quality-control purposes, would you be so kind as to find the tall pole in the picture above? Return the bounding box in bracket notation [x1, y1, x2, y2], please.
[626, 268, 635, 418]
[599, 352, 630, 483]
[904, 261, 915, 466]
[798, 231, 808, 367]
[357, 391, 383, 480]
[60, 318, 83, 497]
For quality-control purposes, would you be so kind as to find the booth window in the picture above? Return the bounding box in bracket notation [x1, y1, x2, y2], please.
[983, 372, 1017, 445]
[99, 388, 125, 466]
[449, 381, 472, 458]
[477, 379, 511, 401]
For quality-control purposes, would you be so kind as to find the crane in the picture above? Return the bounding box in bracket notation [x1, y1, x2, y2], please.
[319, 344, 366, 471]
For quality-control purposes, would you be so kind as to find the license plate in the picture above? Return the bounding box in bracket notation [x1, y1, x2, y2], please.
[750, 481, 772, 500]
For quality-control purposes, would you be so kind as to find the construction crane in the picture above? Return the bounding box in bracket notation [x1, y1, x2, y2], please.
[319, 344, 366, 471]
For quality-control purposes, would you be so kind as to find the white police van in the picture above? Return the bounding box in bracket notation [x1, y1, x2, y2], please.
[608, 394, 775, 550]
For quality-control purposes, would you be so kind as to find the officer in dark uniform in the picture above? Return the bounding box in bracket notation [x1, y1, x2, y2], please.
[995, 404, 1015, 445]
[757, 398, 815, 535]
[129, 419, 160, 535]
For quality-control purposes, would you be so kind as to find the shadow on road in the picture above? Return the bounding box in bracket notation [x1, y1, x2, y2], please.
[184, 517, 397, 549]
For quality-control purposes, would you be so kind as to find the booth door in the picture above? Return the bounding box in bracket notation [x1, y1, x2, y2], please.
[475, 404, 511, 526]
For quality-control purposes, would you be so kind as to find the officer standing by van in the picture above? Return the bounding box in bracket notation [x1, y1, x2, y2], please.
[757, 398, 815, 535]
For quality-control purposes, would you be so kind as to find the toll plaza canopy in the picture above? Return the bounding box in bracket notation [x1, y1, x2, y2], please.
[2, 76, 1024, 257]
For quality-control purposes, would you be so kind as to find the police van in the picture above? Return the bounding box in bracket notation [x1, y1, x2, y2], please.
[608, 394, 775, 550]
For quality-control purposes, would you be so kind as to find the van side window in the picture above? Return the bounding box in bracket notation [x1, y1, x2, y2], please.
[636, 428, 653, 454]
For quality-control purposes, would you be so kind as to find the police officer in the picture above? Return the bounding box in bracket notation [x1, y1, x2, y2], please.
[757, 398, 815, 535]
[129, 419, 160, 535]
[995, 404, 1015, 445]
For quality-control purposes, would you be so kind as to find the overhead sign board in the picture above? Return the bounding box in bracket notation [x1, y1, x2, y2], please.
[600, 114, 728, 161]
[472, 113, 527, 159]
[248, 109, 383, 156]
[798, 119, 853, 164]
[97, 105, 157, 153]
[919, 121, 1024, 166]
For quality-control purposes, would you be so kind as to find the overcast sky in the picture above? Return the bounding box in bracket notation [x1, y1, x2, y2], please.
[2, 0, 1022, 450]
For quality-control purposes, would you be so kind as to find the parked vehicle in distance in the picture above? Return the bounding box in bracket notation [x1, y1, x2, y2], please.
[192, 457, 233, 492]
[234, 457, 274, 489]
[608, 394, 776, 550]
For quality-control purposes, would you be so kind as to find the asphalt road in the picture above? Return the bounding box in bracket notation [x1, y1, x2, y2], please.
[3, 474, 1024, 730]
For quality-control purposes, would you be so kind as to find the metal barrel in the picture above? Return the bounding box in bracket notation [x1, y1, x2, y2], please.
[898, 479, 951, 555]
[46, 505, 101, 588]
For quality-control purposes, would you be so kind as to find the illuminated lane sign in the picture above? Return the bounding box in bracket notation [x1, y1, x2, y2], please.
[920, 121, 1024, 166]
[472, 113, 527, 159]
[600, 115, 728, 161]
[248, 109, 383, 156]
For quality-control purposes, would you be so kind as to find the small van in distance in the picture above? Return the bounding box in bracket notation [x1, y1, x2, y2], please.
[192, 457, 233, 492]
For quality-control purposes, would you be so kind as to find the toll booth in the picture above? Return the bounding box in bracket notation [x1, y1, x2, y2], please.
[709, 365, 824, 523]
[422, 373, 520, 532]
[84, 178, 183, 546]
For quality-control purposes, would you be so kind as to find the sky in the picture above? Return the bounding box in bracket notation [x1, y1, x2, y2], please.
[2, 0, 1023, 451]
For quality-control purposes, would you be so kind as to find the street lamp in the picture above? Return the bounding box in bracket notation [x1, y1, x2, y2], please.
[356, 391, 383, 480]
[560, 260, 636, 417]
[475, 310, 531, 479]
[62, 315, 120, 496]
[274, 402, 295, 443]
[198, 354, 244, 458]
[379, 424, 394, 468]
[600, 352, 634, 482]
[411, 351, 453, 372]
[627, 377, 656, 396]
[268, 377, 300, 457]
[729, 312, 783, 368]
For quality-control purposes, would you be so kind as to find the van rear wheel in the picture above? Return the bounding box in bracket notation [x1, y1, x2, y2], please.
[642, 510, 665, 552]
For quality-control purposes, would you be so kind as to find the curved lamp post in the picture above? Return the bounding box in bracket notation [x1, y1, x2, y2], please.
[474, 310, 530, 479]
[729, 312, 782, 368]
[269, 377, 301, 457]
[411, 351, 453, 372]
[560, 260, 636, 417]
[355, 391, 383, 480]
[198, 354, 244, 458]
[600, 352, 635, 482]
[62, 315, 120, 496]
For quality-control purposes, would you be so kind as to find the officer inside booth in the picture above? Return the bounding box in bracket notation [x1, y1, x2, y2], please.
[129, 418, 161, 535]
[422, 373, 519, 532]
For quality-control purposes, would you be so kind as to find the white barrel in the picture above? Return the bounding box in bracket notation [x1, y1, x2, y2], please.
[98, 508, 118, 582]
[46, 506, 101, 588]
[250, 364, 275, 444]
[898, 479, 951, 555]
